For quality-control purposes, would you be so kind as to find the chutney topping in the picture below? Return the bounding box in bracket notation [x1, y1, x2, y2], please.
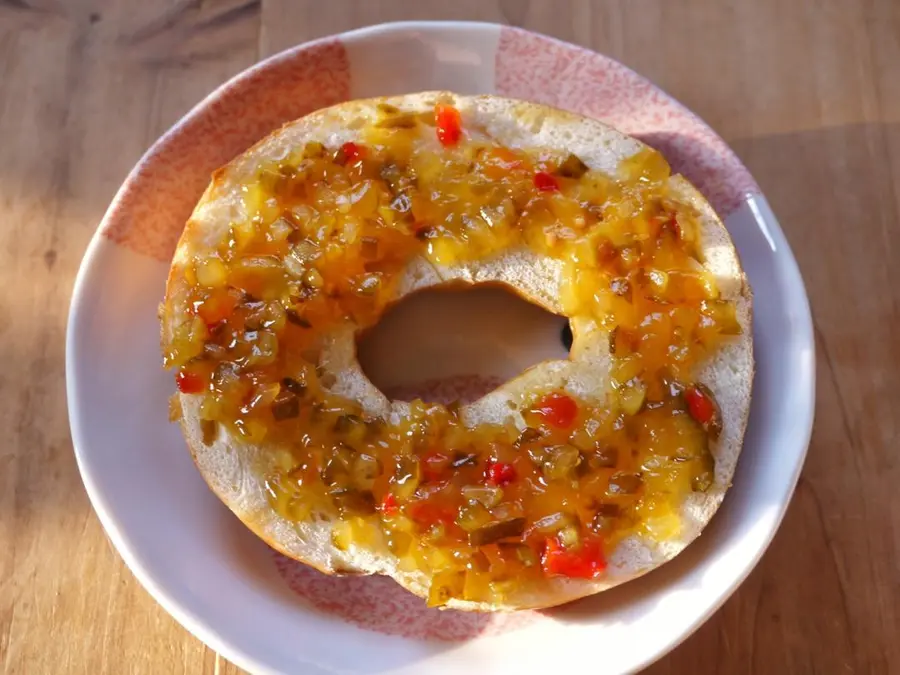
[163, 102, 741, 606]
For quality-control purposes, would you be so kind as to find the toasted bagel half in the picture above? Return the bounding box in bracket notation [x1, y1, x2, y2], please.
[161, 92, 753, 611]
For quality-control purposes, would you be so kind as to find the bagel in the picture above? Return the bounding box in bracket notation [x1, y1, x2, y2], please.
[160, 92, 753, 611]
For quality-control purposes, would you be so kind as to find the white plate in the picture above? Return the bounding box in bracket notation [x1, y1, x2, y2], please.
[66, 21, 815, 675]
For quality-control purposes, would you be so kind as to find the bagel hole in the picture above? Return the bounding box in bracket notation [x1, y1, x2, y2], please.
[356, 284, 570, 404]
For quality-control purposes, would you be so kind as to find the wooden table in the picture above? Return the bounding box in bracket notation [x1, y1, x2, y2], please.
[2, 0, 897, 673]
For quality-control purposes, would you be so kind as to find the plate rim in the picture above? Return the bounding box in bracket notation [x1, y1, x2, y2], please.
[65, 20, 815, 675]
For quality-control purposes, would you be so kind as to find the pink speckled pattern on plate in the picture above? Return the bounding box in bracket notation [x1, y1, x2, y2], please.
[274, 551, 541, 641]
[496, 27, 759, 216]
[96, 24, 762, 644]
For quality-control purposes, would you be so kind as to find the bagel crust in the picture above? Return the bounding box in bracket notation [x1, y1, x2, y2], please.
[161, 92, 753, 611]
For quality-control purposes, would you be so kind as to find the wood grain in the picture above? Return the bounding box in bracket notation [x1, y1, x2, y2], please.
[0, 0, 896, 673]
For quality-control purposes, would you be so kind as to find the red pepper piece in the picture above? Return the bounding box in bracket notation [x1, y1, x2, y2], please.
[340, 141, 365, 164]
[435, 104, 462, 147]
[541, 536, 606, 579]
[486, 461, 517, 486]
[407, 501, 456, 526]
[685, 386, 715, 425]
[176, 369, 205, 394]
[422, 451, 451, 482]
[379, 493, 398, 516]
[534, 392, 578, 429]
[533, 171, 560, 192]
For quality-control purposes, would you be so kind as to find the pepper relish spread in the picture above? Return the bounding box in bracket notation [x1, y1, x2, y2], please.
[163, 102, 740, 607]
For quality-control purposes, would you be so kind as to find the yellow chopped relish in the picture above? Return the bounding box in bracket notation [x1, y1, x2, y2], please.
[163, 102, 739, 606]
